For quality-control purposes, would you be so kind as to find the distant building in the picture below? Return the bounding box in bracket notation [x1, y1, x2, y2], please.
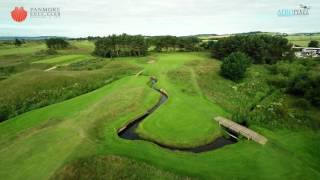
[302, 48, 320, 56]
[293, 46, 320, 58]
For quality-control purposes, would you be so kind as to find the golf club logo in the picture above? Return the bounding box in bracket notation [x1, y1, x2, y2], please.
[11, 7, 28, 22]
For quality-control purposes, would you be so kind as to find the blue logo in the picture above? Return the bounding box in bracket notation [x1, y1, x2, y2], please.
[278, 4, 311, 17]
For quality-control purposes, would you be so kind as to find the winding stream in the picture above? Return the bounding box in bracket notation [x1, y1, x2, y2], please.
[118, 78, 237, 153]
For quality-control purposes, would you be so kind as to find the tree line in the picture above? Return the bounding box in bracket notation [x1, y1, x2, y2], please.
[46, 34, 296, 63]
[147, 36, 201, 52]
[212, 35, 293, 64]
[92, 34, 202, 58]
[93, 34, 148, 58]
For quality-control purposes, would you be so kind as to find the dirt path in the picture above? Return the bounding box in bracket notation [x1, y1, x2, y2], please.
[45, 66, 57, 72]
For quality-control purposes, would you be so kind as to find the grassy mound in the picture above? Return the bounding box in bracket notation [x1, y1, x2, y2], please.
[53, 155, 191, 180]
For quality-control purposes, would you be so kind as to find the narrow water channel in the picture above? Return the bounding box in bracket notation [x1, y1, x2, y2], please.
[118, 78, 237, 153]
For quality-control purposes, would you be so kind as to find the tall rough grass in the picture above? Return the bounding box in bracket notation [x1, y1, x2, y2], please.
[0, 62, 140, 122]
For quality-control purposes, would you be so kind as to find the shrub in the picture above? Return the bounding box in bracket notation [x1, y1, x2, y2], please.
[220, 52, 251, 81]
[267, 74, 289, 88]
[250, 98, 290, 128]
[297, 58, 318, 68]
[268, 59, 320, 107]
[46, 48, 58, 55]
[293, 99, 311, 110]
[287, 73, 320, 107]
[14, 39, 22, 47]
[232, 109, 250, 126]
[308, 40, 319, 48]
[304, 74, 320, 106]
[200, 40, 216, 50]
[287, 72, 310, 95]
[45, 38, 69, 49]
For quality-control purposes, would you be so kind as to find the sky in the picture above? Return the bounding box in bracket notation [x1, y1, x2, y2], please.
[0, 0, 319, 37]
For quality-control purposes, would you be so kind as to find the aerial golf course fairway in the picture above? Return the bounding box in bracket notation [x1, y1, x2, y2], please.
[134, 53, 227, 148]
[32, 54, 94, 65]
[0, 52, 319, 180]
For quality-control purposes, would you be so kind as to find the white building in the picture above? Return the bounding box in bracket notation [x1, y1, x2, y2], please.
[293, 46, 320, 58]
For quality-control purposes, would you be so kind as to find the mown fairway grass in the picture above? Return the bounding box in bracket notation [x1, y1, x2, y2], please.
[0, 43, 46, 56]
[32, 54, 93, 65]
[134, 53, 227, 148]
[0, 76, 163, 179]
[0, 50, 319, 180]
[286, 35, 320, 47]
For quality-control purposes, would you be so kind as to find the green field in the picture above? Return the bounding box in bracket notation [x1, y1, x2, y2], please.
[0, 42, 46, 56]
[286, 35, 320, 47]
[0, 42, 319, 180]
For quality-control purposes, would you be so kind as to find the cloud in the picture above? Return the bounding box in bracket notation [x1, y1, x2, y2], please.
[0, 0, 319, 36]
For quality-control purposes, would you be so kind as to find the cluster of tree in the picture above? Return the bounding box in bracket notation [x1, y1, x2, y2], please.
[147, 36, 201, 52]
[220, 52, 251, 81]
[45, 38, 70, 49]
[93, 34, 148, 58]
[308, 40, 319, 48]
[199, 40, 216, 50]
[212, 35, 293, 64]
[87, 36, 101, 41]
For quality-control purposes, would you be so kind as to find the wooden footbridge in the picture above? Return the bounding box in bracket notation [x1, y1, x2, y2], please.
[215, 116, 268, 145]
